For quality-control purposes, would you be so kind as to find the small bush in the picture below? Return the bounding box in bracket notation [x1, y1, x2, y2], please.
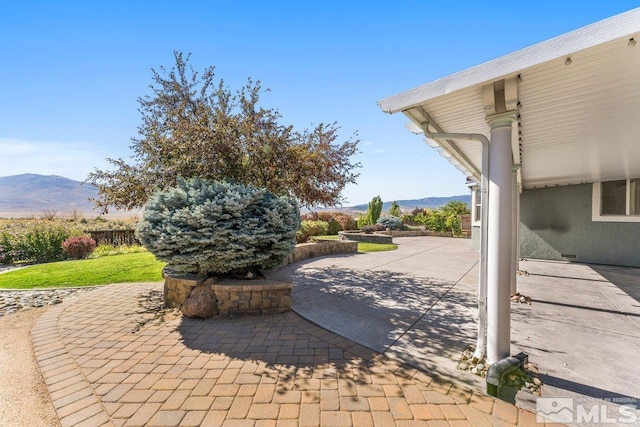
[21, 223, 74, 263]
[332, 213, 357, 231]
[376, 216, 404, 230]
[296, 220, 330, 243]
[137, 178, 299, 275]
[299, 212, 357, 234]
[62, 236, 97, 259]
[361, 224, 385, 234]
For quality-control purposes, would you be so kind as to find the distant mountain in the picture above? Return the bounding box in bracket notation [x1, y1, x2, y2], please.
[0, 174, 98, 215]
[311, 194, 472, 214]
[0, 173, 471, 217]
[351, 195, 471, 213]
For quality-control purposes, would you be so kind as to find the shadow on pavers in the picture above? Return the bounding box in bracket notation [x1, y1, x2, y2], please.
[174, 264, 484, 396]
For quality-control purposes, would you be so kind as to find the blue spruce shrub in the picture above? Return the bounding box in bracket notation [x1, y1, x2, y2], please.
[376, 215, 404, 231]
[137, 178, 300, 275]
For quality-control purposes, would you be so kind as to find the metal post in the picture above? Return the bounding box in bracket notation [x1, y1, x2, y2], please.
[510, 166, 519, 296]
[486, 113, 515, 364]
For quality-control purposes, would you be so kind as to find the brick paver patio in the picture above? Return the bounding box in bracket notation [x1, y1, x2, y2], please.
[33, 282, 557, 426]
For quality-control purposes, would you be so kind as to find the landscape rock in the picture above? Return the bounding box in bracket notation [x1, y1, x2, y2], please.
[180, 285, 218, 318]
[0, 287, 96, 317]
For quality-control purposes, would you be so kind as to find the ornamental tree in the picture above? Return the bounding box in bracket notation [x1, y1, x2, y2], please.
[136, 178, 300, 275]
[388, 201, 402, 217]
[88, 51, 360, 212]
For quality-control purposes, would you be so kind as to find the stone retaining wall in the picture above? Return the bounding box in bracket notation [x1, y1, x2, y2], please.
[215, 280, 292, 316]
[337, 231, 393, 244]
[164, 239, 358, 318]
[283, 239, 358, 265]
[387, 230, 454, 238]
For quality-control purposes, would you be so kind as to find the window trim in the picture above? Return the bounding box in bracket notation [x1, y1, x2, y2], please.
[471, 186, 481, 227]
[592, 180, 640, 222]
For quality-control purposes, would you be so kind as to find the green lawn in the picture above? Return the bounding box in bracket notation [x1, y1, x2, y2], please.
[312, 235, 398, 253]
[357, 242, 398, 252]
[0, 252, 165, 289]
[0, 238, 398, 289]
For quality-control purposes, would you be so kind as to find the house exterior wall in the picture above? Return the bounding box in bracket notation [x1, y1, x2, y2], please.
[471, 225, 480, 250]
[520, 184, 640, 267]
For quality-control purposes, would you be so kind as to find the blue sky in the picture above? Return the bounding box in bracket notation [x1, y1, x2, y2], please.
[1, 1, 638, 206]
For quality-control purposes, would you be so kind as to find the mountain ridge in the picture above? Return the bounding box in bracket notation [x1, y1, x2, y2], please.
[344, 195, 471, 213]
[0, 174, 470, 216]
[0, 173, 98, 215]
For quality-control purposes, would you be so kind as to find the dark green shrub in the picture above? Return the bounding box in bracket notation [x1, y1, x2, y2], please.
[137, 178, 299, 275]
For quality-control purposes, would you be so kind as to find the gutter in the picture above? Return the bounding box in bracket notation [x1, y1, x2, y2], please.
[419, 124, 490, 361]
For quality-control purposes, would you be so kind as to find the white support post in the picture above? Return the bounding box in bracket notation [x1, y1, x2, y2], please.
[510, 165, 519, 296]
[486, 113, 516, 364]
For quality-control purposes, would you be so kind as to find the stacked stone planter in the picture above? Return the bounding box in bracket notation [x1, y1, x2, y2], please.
[163, 270, 292, 318]
[164, 239, 358, 318]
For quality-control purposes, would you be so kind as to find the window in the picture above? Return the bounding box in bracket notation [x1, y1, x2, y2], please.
[601, 180, 626, 215]
[470, 186, 482, 225]
[631, 179, 640, 215]
[592, 179, 640, 222]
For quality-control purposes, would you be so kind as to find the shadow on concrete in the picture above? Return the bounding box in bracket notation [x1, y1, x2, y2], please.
[291, 268, 475, 345]
[541, 373, 640, 401]
[526, 272, 609, 283]
[590, 264, 640, 304]
[289, 267, 482, 388]
[535, 299, 640, 318]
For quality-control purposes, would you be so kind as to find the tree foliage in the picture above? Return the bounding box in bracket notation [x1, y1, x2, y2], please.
[401, 201, 470, 236]
[442, 201, 470, 216]
[367, 196, 383, 225]
[388, 201, 401, 217]
[88, 52, 360, 212]
[136, 178, 299, 275]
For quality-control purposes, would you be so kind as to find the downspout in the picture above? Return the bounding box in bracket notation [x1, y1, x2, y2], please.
[420, 126, 490, 361]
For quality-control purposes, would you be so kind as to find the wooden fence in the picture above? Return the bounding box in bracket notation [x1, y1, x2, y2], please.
[86, 229, 140, 246]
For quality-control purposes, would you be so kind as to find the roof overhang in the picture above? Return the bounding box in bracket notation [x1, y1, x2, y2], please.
[379, 8, 640, 189]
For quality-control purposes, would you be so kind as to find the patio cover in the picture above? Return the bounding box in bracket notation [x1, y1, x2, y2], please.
[378, 7, 640, 190]
[377, 8, 640, 366]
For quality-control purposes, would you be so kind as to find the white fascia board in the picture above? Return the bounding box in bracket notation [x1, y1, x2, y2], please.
[378, 7, 640, 114]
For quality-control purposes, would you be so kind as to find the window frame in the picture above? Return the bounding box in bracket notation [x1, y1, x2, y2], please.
[592, 180, 640, 222]
[470, 186, 482, 227]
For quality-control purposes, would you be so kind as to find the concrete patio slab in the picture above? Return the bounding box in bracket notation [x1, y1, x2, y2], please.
[290, 237, 640, 426]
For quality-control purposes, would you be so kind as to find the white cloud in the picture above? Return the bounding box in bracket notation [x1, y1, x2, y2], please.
[0, 138, 113, 182]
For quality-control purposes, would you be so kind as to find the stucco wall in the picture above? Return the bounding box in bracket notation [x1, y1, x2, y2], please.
[520, 184, 640, 267]
[471, 225, 480, 251]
